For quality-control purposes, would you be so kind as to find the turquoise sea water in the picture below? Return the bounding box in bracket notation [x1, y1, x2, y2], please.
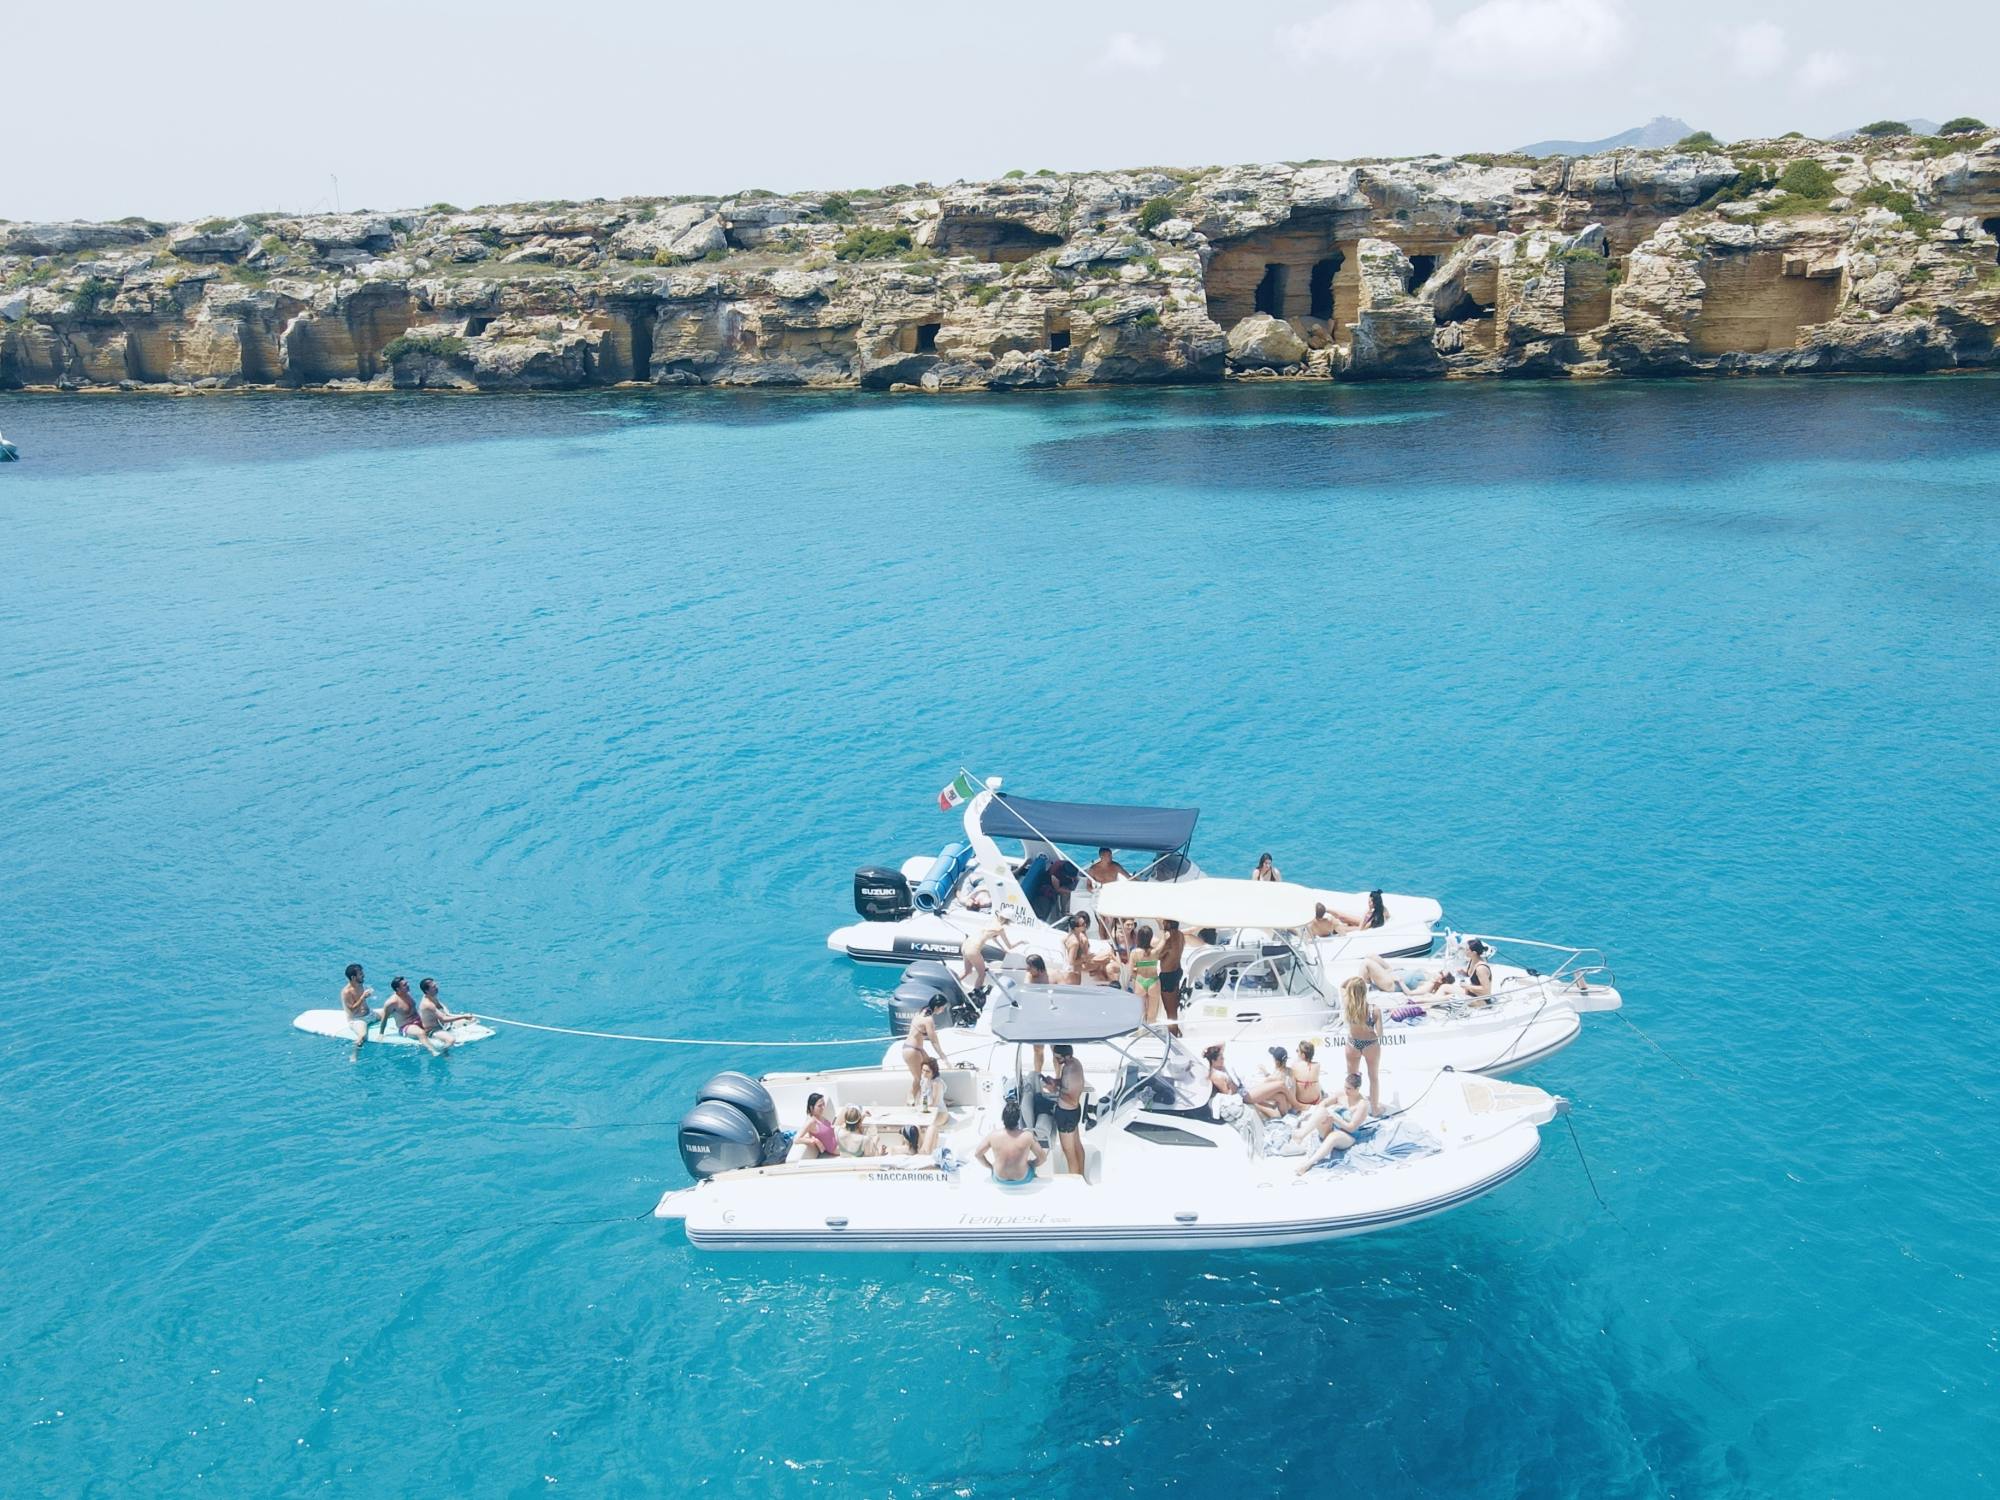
[3, 378, 1996, 1497]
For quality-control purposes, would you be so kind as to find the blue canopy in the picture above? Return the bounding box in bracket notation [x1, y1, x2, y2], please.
[980, 793, 1198, 853]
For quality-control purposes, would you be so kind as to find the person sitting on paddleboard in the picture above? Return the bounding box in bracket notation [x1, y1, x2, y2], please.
[341, 963, 379, 1044]
[415, 978, 476, 1044]
[378, 976, 421, 1038]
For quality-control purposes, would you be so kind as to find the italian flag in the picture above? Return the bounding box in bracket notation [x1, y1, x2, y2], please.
[937, 772, 977, 811]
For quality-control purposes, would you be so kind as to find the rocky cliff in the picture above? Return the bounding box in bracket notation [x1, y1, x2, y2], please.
[5, 131, 2000, 393]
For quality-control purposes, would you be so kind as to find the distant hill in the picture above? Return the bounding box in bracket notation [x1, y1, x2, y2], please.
[1831, 118, 1940, 139]
[1516, 116, 1691, 159]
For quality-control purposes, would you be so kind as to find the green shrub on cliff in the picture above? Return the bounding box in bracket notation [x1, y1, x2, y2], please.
[1938, 116, 1989, 136]
[1856, 120, 1908, 138]
[1137, 196, 1176, 232]
[1677, 130, 1720, 149]
[381, 331, 468, 363]
[1776, 159, 1836, 199]
[816, 193, 855, 223]
[833, 227, 911, 261]
[1850, 183, 1939, 231]
[71, 276, 119, 318]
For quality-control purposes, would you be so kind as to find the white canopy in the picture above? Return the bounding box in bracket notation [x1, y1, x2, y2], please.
[1094, 877, 1320, 930]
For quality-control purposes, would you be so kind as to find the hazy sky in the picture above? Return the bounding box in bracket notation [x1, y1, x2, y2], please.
[7, 0, 1995, 222]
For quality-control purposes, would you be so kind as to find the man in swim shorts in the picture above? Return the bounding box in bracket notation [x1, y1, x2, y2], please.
[1085, 847, 1129, 886]
[1155, 919, 1186, 1036]
[975, 1100, 1047, 1185]
[1047, 1045, 1086, 1176]
[340, 963, 378, 1046]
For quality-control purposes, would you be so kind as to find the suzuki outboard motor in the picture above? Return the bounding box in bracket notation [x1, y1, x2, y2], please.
[911, 840, 975, 913]
[853, 865, 913, 921]
[888, 959, 979, 1036]
[679, 1071, 786, 1180]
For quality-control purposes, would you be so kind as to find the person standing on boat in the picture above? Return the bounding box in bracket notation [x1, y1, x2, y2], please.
[1130, 925, 1163, 1023]
[975, 1099, 1047, 1185]
[1252, 853, 1282, 882]
[903, 995, 948, 1104]
[1085, 847, 1129, 887]
[340, 964, 379, 1045]
[1060, 913, 1092, 986]
[1341, 975, 1384, 1114]
[957, 920, 1013, 998]
[1045, 1044, 1087, 1176]
[1155, 919, 1186, 1035]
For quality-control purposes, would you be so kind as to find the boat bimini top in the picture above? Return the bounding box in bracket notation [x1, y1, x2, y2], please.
[978, 793, 1199, 857]
[1095, 876, 1320, 930]
[985, 978, 1144, 1043]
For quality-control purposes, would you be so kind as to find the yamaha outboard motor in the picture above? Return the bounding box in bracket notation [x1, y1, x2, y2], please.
[887, 959, 980, 1035]
[853, 865, 913, 921]
[678, 1071, 786, 1180]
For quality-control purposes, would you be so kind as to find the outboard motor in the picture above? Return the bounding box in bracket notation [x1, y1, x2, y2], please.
[697, 1070, 780, 1137]
[887, 959, 980, 1035]
[853, 865, 912, 921]
[678, 1071, 786, 1180]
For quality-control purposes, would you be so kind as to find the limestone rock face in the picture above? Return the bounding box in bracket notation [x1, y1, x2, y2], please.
[1226, 313, 1307, 368]
[610, 204, 727, 263]
[1347, 239, 1441, 378]
[4, 135, 1997, 392]
[2, 221, 158, 255]
[168, 221, 255, 260]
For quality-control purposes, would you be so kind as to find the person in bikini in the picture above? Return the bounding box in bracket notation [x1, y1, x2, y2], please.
[1293, 1077, 1371, 1175]
[1245, 1045, 1302, 1119]
[903, 995, 948, 1104]
[340, 963, 379, 1046]
[958, 920, 1013, 997]
[975, 1099, 1047, 1185]
[1130, 925, 1162, 1023]
[1423, 938, 1495, 1003]
[1289, 1039, 1323, 1107]
[1060, 913, 1093, 985]
[1341, 974, 1384, 1113]
[1155, 919, 1186, 1035]
[1252, 853, 1282, 882]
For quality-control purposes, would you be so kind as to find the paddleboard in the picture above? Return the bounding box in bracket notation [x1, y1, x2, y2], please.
[292, 1009, 496, 1046]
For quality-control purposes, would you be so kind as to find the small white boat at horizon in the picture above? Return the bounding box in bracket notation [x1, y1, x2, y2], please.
[655, 985, 1567, 1253]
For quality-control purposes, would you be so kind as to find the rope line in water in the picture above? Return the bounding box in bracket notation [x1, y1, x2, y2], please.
[478, 1014, 890, 1048]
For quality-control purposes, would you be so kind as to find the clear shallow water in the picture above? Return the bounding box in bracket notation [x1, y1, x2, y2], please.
[2, 378, 1996, 1497]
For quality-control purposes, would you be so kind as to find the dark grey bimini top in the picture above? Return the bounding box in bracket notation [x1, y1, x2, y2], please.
[979, 794, 1198, 853]
[986, 980, 1143, 1043]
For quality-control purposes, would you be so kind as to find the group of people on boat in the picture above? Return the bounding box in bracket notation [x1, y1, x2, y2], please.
[339, 963, 476, 1054]
[1200, 975, 1388, 1175]
[790, 1088, 948, 1162]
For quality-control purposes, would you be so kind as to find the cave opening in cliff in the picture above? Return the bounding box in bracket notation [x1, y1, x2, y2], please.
[1437, 287, 1493, 324]
[1048, 328, 1070, 352]
[1406, 255, 1437, 293]
[628, 314, 653, 382]
[1308, 255, 1342, 320]
[915, 322, 940, 354]
[1985, 218, 2000, 263]
[466, 315, 493, 337]
[1254, 264, 1290, 318]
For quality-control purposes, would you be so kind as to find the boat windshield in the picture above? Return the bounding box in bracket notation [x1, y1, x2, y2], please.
[1109, 1028, 1213, 1112]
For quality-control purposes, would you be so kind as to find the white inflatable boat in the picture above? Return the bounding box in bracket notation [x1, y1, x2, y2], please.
[826, 777, 1440, 967]
[656, 985, 1564, 1253]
